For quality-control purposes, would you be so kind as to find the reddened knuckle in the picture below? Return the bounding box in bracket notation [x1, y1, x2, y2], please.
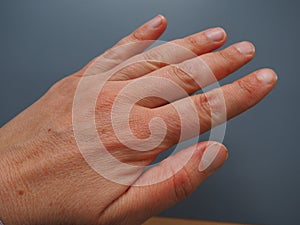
[131, 30, 141, 40]
[217, 51, 235, 74]
[131, 29, 145, 41]
[195, 91, 226, 130]
[172, 167, 194, 201]
[196, 94, 212, 120]
[236, 79, 256, 96]
[218, 50, 231, 62]
[141, 55, 167, 71]
[169, 64, 192, 83]
[170, 64, 183, 77]
[192, 95, 212, 131]
[185, 36, 201, 49]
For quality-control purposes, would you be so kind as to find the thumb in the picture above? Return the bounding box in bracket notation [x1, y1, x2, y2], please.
[109, 141, 228, 224]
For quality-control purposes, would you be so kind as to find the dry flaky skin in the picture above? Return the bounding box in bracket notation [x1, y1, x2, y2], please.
[0, 15, 277, 225]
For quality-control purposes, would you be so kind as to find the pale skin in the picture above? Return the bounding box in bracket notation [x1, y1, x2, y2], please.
[0, 15, 277, 225]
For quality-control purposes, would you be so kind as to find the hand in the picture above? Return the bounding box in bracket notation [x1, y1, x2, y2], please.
[0, 15, 277, 225]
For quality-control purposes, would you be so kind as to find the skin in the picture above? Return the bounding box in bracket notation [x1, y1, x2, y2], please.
[0, 15, 277, 225]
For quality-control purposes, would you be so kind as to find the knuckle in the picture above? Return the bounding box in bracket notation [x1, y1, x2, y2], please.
[141, 53, 167, 71]
[159, 158, 194, 201]
[185, 35, 201, 49]
[131, 30, 142, 41]
[195, 94, 212, 128]
[216, 50, 236, 74]
[131, 27, 149, 41]
[236, 79, 257, 97]
[195, 91, 226, 130]
[172, 166, 194, 201]
[141, 52, 162, 70]
[169, 64, 197, 89]
[169, 64, 186, 77]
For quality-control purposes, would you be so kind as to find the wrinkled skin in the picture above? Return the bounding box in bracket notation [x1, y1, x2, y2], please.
[0, 15, 277, 225]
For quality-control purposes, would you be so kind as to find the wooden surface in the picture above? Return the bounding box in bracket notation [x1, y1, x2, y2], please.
[143, 217, 250, 225]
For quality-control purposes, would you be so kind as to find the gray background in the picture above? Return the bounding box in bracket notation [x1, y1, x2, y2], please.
[0, 1, 299, 225]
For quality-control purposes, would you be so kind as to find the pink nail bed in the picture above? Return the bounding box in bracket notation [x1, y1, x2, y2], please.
[256, 70, 277, 84]
[148, 15, 163, 29]
[205, 28, 225, 42]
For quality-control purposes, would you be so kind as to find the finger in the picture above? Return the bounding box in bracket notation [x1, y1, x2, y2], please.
[155, 68, 278, 146]
[80, 15, 167, 76]
[103, 142, 227, 224]
[137, 41, 255, 108]
[113, 27, 227, 80]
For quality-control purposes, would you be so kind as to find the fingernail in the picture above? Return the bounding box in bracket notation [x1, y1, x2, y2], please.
[198, 143, 227, 173]
[205, 28, 225, 42]
[256, 69, 278, 84]
[147, 15, 163, 29]
[235, 41, 255, 55]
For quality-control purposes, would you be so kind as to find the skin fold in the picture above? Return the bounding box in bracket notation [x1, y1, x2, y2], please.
[0, 15, 277, 225]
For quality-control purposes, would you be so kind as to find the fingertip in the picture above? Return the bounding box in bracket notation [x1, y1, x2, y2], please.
[235, 41, 256, 57]
[132, 15, 167, 41]
[256, 68, 278, 85]
[158, 14, 168, 25]
[215, 27, 227, 40]
[198, 142, 228, 174]
[144, 14, 167, 30]
[205, 27, 227, 43]
[219, 27, 228, 42]
[147, 15, 163, 29]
